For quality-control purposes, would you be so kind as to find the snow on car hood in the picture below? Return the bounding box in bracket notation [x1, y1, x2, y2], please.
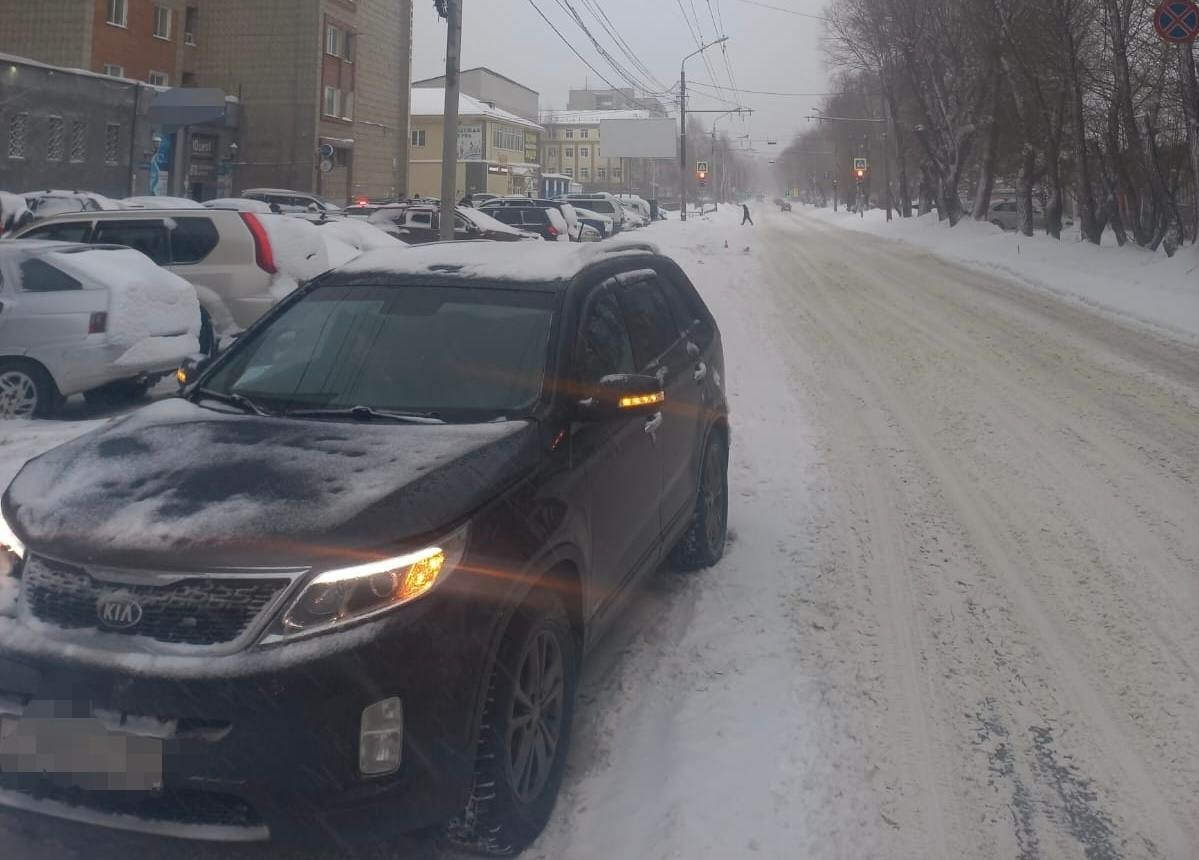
[4, 398, 539, 569]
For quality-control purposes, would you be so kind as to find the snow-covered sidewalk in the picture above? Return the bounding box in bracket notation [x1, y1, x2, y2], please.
[795, 206, 1199, 343]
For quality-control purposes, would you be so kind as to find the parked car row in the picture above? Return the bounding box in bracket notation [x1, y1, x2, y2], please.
[0, 185, 664, 418]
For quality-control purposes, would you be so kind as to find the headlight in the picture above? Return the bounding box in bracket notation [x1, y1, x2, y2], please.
[0, 511, 25, 616]
[262, 524, 469, 643]
[0, 511, 25, 560]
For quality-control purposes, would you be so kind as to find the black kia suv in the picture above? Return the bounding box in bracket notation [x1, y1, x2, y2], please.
[0, 239, 729, 855]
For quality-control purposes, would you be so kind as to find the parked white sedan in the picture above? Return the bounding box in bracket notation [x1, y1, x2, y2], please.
[0, 241, 200, 418]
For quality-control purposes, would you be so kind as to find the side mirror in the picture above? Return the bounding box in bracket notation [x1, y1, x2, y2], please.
[175, 353, 213, 388]
[578, 374, 664, 420]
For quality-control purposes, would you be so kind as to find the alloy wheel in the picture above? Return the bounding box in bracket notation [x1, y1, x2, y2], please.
[507, 629, 565, 804]
[0, 370, 39, 419]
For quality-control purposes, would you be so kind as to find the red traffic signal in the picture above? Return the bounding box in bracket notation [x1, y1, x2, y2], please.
[854, 168, 867, 180]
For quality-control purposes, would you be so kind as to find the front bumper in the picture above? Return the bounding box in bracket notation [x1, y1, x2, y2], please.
[0, 596, 491, 846]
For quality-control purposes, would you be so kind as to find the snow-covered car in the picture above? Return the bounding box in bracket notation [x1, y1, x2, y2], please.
[987, 198, 1046, 231]
[12, 208, 327, 351]
[480, 197, 583, 241]
[123, 196, 205, 210]
[0, 191, 33, 237]
[203, 198, 273, 214]
[371, 204, 530, 243]
[0, 241, 199, 417]
[559, 195, 625, 234]
[241, 188, 342, 213]
[572, 206, 615, 239]
[615, 194, 652, 223]
[481, 204, 572, 241]
[22, 190, 124, 221]
[0, 239, 728, 853]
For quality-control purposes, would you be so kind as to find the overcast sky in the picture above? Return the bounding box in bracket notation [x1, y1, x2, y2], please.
[410, 0, 831, 159]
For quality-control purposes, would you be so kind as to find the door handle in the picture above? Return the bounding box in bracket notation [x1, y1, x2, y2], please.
[693, 362, 708, 383]
[643, 412, 663, 434]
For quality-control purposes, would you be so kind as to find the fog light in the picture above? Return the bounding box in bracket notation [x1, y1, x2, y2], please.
[359, 697, 403, 776]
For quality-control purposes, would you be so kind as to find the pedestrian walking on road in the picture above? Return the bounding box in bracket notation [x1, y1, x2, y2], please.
[741, 203, 754, 226]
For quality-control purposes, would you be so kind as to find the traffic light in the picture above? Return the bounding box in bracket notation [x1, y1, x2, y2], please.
[854, 167, 866, 180]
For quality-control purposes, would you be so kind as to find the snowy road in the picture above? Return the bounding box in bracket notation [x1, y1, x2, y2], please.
[3, 207, 1197, 858]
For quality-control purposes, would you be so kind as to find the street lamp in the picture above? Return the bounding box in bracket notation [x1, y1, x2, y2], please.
[680, 35, 728, 222]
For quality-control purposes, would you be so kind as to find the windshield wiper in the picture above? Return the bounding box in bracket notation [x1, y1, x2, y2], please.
[283, 405, 446, 424]
[192, 388, 277, 417]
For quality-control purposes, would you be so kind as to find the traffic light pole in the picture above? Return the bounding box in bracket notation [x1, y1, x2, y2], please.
[679, 36, 728, 223]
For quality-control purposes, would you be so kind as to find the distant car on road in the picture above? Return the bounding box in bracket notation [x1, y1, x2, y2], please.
[0, 238, 728, 854]
[0, 241, 199, 417]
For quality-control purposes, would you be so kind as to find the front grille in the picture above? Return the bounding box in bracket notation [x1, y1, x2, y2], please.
[21, 556, 288, 647]
[0, 778, 264, 830]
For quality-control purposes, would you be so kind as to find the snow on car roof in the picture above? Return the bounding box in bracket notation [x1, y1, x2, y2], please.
[337, 238, 662, 284]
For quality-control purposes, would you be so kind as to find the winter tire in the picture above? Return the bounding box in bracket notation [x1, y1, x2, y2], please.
[669, 430, 729, 570]
[83, 378, 153, 409]
[0, 361, 60, 419]
[199, 307, 216, 356]
[447, 595, 578, 856]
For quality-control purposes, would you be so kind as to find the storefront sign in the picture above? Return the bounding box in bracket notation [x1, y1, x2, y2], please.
[458, 125, 483, 160]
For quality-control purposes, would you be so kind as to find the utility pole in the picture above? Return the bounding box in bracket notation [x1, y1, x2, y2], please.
[680, 35, 728, 222]
[439, 0, 462, 240]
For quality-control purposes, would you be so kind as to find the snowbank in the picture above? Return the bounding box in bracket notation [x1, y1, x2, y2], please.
[51, 247, 200, 360]
[798, 207, 1199, 342]
[316, 218, 401, 253]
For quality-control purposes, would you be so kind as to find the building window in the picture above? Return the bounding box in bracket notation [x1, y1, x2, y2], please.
[184, 6, 198, 44]
[548, 147, 557, 157]
[46, 116, 64, 161]
[148, 71, 169, 86]
[8, 113, 28, 159]
[342, 90, 353, 120]
[580, 147, 588, 158]
[334, 148, 350, 168]
[106, 0, 127, 27]
[104, 123, 120, 165]
[103, 64, 124, 78]
[564, 147, 572, 157]
[411, 129, 426, 147]
[565, 129, 574, 139]
[343, 32, 354, 62]
[563, 168, 573, 177]
[580, 129, 589, 139]
[323, 86, 341, 118]
[70, 120, 86, 162]
[612, 168, 622, 181]
[326, 25, 342, 57]
[595, 147, 600, 157]
[580, 167, 589, 179]
[181, 71, 196, 86]
[597, 167, 607, 179]
[153, 5, 172, 39]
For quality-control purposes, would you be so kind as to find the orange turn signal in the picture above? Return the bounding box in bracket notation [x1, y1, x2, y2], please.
[618, 391, 665, 409]
[176, 367, 188, 385]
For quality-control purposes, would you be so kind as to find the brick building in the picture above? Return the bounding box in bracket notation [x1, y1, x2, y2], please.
[0, 0, 413, 202]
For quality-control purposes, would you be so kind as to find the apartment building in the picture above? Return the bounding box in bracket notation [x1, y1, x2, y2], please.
[0, 0, 413, 202]
[408, 89, 542, 198]
[540, 109, 653, 195]
[413, 67, 539, 124]
[0, 0, 191, 86]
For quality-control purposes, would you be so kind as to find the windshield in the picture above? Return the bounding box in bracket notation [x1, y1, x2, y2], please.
[203, 284, 557, 421]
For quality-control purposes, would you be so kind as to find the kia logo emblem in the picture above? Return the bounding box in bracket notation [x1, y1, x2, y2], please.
[96, 594, 143, 629]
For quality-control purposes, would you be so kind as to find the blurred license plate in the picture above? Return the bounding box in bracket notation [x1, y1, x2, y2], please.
[0, 714, 163, 791]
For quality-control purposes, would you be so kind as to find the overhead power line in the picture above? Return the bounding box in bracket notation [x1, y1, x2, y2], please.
[736, 0, 830, 21]
[579, 0, 669, 91]
[526, 0, 627, 97]
[687, 80, 855, 97]
[553, 0, 667, 95]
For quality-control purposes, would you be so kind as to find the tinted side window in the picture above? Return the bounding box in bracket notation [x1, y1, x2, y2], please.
[19, 258, 83, 292]
[409, 212, 432, 227]
[615, 275, 680, 369]
[170, 217, 220, 263]
[93, 220, 171, 265]
[489, 209, 521, 225]
[577, 288, 634, 384]
[21, 221, 92, 243]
